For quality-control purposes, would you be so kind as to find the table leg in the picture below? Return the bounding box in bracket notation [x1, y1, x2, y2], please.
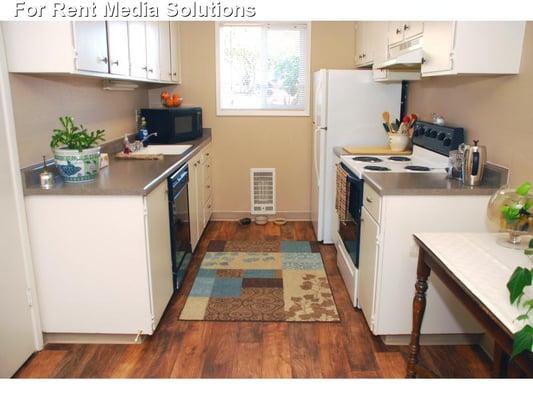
[406, 250, 431, 378]
[492, 343, 510, 378]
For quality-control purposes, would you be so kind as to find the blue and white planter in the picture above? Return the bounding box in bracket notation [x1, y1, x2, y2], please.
[53, 146, 101, 183]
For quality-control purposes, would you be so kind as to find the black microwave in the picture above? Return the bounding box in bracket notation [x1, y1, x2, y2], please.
[140, 107, 203, 143]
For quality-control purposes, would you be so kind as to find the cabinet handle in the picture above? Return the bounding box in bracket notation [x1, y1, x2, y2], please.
[205, 153, 210, 156]
[365, 197, 373, 203]
[208, 204, 212, 209]
[396, 28, 402, 34]
[362, 53, 366, 58]
[206, 185, 211, 189]
[168, 72, 172, 76]
[173, 72, 177, 76]
[142, 66, 148, 71]
[111, 60, 119, 66]
[403, 24, 410, 31]
[421, 57, 426, 64]
[98, 56, 108, 64]
[148, 68, 154, 73]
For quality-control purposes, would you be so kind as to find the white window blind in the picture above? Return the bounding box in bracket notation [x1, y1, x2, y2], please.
[217, 22, 310, 116]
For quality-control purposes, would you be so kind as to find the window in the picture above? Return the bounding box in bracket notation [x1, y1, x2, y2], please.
[216, 22, 310, 116]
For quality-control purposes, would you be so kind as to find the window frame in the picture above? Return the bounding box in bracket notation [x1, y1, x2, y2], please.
[215, 21, 311, 117]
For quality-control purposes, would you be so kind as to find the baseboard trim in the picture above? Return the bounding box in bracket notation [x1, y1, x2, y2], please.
[44, 332, 145, 345]
[211, 210, 311, 221]
[382, 333, 484, 346]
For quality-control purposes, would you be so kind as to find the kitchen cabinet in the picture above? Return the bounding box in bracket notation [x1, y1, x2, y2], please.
[106, 21, 130, 76]
[159, 22, 172, 82]
[145, 22, 160, 80]
[73, 22, 109, 73]
[24, 180, 173, 337]
[2, 21, 180, 84]
[354, 22, 374, 67]
[388, 21, 424, 46]
[128, 21, 148, 79]
[421, 21, 526, 76]
[170, 22, 182, 83]
[188, 144, 213, 251]
[358, 205, 380, 329]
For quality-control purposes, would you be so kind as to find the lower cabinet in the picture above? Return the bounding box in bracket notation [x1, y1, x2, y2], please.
[25, 180, 173, 336]
[358, 206, 380, 330]
[188, 143, 213, 251]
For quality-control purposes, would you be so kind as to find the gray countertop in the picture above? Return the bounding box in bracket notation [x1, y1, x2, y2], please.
[22, 129, 212, 196]
[363, 164, 507, 196]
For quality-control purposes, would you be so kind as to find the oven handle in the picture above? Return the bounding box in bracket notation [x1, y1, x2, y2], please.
[340, 162, 361, 184]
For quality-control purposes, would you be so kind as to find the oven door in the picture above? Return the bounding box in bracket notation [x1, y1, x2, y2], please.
[338, 164, 364, 267]
[168, 166, 192, 291]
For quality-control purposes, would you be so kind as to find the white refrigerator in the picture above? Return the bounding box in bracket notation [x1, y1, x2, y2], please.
[311, 69, 402, 243]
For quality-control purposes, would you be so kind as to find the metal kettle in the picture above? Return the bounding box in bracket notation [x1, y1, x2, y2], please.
[462, 140, 487, 186]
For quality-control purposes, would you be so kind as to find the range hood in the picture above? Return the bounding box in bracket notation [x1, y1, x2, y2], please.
[375, 38, 424, 71]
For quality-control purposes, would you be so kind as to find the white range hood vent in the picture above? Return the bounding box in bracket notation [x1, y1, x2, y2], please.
[375, 38, 424, 71]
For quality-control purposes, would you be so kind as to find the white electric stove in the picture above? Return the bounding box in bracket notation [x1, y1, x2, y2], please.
[340, 144, 449, 179]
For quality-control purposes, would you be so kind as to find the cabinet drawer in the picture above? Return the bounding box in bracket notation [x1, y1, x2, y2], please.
[363, 183, 381, 222]
[201, 144, 212, 164]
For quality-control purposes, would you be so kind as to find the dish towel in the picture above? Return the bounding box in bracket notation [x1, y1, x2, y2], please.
[335, 164, 349, 222]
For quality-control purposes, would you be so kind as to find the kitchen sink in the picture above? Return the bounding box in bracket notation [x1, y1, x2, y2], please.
[135, 144, 192, 155]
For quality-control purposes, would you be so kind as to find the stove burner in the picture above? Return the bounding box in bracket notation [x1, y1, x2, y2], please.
[405, 165, 431, 171]
[388, 156, 411, 162]
[353, 156, 382, 163]
[364, 165, 391, 171]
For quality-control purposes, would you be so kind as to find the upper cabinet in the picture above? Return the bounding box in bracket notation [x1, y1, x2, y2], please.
[421, 21, 526, 76]
[73, 22, 109, 73]
[354, 21, 526, 79]
[106, 21, 130, 76]
[2, 21, 182, 85]
[388, 21, 424, 46]
[170, 22, 182, 83]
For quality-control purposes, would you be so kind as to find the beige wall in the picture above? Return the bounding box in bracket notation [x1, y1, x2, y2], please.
[160, 21, 356, 217]
[408, 22, 533, 186]
[10, 74, 147, 166]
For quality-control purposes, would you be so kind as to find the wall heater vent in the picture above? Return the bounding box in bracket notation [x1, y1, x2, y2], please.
[250, 168, 276, 215]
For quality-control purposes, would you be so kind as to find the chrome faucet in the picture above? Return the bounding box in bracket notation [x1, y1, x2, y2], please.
[141, 132, 158, 146]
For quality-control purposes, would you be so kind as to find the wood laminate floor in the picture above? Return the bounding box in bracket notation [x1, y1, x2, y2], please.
[15, 221, 493, 378]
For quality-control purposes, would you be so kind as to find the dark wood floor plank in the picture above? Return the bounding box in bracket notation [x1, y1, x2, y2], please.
[288, 324, 323, 378]
[14, 221, 493, 379]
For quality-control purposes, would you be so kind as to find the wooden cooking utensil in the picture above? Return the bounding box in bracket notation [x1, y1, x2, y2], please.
[382, 111, 393, 132]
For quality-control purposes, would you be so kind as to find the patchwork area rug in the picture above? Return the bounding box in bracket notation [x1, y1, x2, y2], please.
[179, 240, 340, 322]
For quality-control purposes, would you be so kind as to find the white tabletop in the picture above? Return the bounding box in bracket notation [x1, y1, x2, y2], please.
[414, 232, 532, 334]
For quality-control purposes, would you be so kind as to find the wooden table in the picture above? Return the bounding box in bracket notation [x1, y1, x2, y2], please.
[406, 233, 533, 378]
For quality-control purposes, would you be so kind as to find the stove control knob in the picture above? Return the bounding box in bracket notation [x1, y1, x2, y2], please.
[424, 129, 431, 137]
[431, 130, 438, 138]
[437, 132, 446, 141]
[443, 138, 452, 147]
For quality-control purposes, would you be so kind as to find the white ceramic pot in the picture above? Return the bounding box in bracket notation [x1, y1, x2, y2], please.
[388, 134, 410, 152]
[53, 146, 101, 183]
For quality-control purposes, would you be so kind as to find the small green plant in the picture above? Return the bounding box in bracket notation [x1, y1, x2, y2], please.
[507, 237, 533, 358]
[50, 116, 105, 152]
[501, 181, 532, 224]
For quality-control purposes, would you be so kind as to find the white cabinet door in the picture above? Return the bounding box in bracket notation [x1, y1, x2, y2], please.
[387, 22, 405, 46]
[128, 21, 147, 79]
[158, 22, 172, 82]
[144, 181, 173, 328]
[403, 21, 424, 41]
[188, 154, 201, 251]
[354, 22, 366, 65]
[421, 22, 455, 75]
[106, 21, 130, 76]
[170, 22, 182, 83]
[145, 22, 160, 80]
[73, 22, 109, 73]
[358, 207, 380, 331]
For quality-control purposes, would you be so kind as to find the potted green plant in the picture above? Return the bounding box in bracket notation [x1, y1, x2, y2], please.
[506, 239, 533, 358]
[50, 116, 105, 183]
